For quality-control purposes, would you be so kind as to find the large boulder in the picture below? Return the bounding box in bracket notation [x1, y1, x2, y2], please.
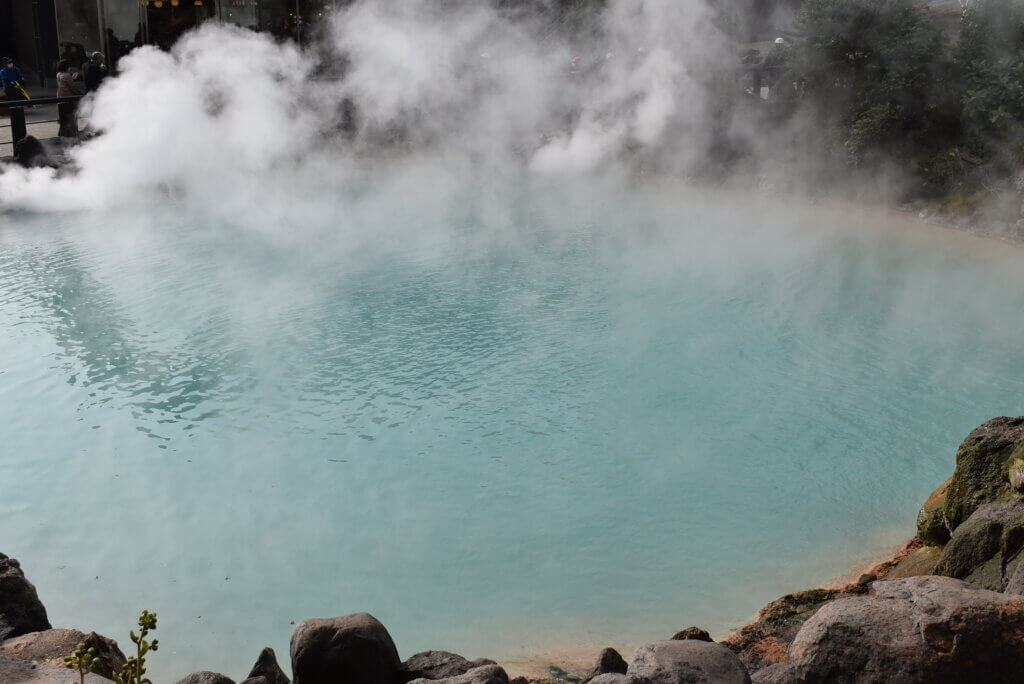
[1, 628, 126, 679]
[0, 654, 110, 683]
[241, 647, 289, 684]
[944, 416, 1024, 532]
[932, 501, 1024, 590]
[407, 664, 508, 684]
[627, 640, 751, 683]
[290, 612, 401, 684]
[581, 647, 628, 683]
[0, 554, 51, 640]
[174, 673, 235, 684]
[787, 575, 1024, 683]
[586, 676, 631, 684]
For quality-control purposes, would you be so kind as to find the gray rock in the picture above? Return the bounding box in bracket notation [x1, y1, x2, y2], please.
[0, 654, 111, 683]
[1006, 555, 1024, 594]
[244, 647, 288, 684]
[0, 554, 51, 641]
[586, 676, 631, 684]
[788, 575, 1024, 683]
[582, 647, 628, 682]
[174, 673, 235, 684]
[401, 650, 475, 680]
[407, 663, 508, 684]
[932, 501, 1024, 590]
[290, 612, 400, 684]
[750, 664, 797, 684]
[0, 628, 126, 679]
[627, 640, 751, 683]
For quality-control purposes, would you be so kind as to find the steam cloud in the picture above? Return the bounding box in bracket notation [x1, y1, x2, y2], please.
[0, 0, 739, 215]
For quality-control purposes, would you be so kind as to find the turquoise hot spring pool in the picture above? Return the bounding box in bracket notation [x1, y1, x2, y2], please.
[2, 177, 1023, 680]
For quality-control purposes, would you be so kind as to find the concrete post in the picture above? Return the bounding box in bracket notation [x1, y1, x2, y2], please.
[10, 107, 27, 144]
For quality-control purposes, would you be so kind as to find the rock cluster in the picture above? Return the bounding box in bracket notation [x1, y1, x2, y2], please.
[723, 414, 1024, 683]
[7, 416, 1024, 683]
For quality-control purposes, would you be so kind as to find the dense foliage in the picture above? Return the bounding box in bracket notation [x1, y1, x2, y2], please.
[782, 0, 1024, 195]
[957, 0, 1024, 165]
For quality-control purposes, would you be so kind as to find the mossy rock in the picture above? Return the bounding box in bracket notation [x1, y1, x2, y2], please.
[933, 501, 1024, 590]
[917, 476, 952, 545]
[671, 626, 712, 642]
[943, 416, 1024, 533]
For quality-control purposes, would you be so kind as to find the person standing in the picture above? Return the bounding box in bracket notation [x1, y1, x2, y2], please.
[0, 57, 28, 100]
[82, 52, 107, 93]
[55, 59, 82, 138]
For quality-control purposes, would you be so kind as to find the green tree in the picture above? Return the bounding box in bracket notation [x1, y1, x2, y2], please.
[792, 0, 961, 188]
[957, 0, 1024, 164]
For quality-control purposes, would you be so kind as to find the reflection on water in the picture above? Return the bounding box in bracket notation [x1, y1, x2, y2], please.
[2, 185, 1024, 681]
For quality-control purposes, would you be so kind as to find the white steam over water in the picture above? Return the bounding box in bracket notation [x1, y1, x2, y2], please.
[0, 0, 728, 214]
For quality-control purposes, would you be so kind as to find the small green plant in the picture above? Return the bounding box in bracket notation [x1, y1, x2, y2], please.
[64, 642, 101, 684]
[112, 610, 159, 684]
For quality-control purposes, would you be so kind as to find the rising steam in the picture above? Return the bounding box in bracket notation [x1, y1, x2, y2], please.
[0, 0, 736, 214]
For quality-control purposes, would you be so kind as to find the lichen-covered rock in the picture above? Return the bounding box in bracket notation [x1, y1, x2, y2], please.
[932, 501, 1024, 590]
[787, 576, 1024, 683]
[243, 647, 289, 684]
[290, 612, 400, 684]
[407, 663, 508, 684]
[944, 416, 1024, 532]
[0, 654, 110, 683]
[581, 647, 628, 682]
[0, 554, 51, 641]
[916, 476, 951, 545]
[401, 650, 476, 680]
[174, 672, 235, 684]
[671, 627, 712, 642]
[0, 628, 126, 679]
[628, 640, 751, 683]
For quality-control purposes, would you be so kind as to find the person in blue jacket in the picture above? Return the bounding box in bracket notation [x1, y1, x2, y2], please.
[0, 57, 27, 99]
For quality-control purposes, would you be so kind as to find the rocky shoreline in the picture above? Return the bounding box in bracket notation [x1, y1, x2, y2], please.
[6, 416, 1024, 683]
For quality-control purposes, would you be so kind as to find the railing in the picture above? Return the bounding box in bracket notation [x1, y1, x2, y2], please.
[1, 96, 85, 150]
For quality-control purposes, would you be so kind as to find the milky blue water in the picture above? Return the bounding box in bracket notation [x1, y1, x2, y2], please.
[2, 178, 1024, 680]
